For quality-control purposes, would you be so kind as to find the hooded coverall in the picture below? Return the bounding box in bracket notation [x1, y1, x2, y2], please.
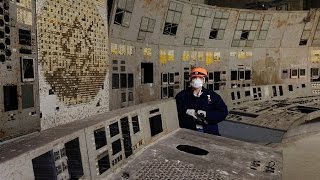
[175, 87, 228, 135]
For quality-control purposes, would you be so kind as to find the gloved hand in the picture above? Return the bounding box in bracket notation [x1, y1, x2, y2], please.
[197, 110, 206, 118]
[186, 109, 197, 119]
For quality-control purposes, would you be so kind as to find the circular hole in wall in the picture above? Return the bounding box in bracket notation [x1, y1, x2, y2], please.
[0, 54, 5, 62]
[5, 26, 9, 34]
[0, 19, 4, 26]
[0, 31, 4, 38]
[0, 43, 5, 49]
[5, 38, 9, 45]
[176, 145, 209, 156]
[4, 15, 9, 22]
[4, 3, 9, 10]
[5, 49, 11, 56]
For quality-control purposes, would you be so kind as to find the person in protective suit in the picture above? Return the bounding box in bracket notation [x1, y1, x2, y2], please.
[175, 67, 228, 135]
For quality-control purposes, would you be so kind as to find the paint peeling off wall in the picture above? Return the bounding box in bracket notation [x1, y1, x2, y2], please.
[37, 0, 109, 130]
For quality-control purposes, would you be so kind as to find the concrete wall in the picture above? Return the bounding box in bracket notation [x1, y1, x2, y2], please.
[0, 0, 40, 141]
[108, 0, 320, 110]
[36, 0, 110, 130]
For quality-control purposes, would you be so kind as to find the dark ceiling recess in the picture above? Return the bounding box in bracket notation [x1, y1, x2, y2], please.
[206, 0, 301, 10]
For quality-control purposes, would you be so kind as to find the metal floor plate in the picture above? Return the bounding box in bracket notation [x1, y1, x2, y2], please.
[109, 129, 282, 180]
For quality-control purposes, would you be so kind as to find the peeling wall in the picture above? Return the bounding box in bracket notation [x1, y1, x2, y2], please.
[36, 0, 110, 130]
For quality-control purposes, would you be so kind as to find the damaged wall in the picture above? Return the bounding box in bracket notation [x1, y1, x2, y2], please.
[108, 0, 320, 110]
[36, 0, 110, 130]
[0, 0, 39, 141]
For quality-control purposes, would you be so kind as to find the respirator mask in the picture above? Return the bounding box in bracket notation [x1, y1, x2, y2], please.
[190, 77, 204, 89]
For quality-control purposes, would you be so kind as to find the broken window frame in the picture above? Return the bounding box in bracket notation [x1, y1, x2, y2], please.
[209, 11, 228, 40]
[113, 0, 134, 27]
[21, 57, 35, 82]
[163, 2, 183, 36]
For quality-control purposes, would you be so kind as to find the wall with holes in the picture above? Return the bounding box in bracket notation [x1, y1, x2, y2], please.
[108, 0, 320, 110]
[36, 0, 110, 130]
[0, 0, 39, 141]
[0, 100, 179, 180]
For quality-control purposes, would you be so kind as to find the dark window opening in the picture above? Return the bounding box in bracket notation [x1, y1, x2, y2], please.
[209, 72, 213, 80]
[214, 83, 219, 90]
[65, 138, 84, 179]
[299, 39, 308, 46]
[22, 84, 34, 109]
[120, 73, 127, 88]
[279, 86, 283, 96]
[150, 108, 159, 114]
[114, 9, 124, 25]
[302, 84, 306, 88]
[4, 85, 18, 111]
[162, 87, 168, 98]
[208, 84, 213, 90]
[21, 58, 34, 81]
[121, 92, 126, 103]
[291, 69, 298, 77]
[168, 86, 174, 97]
[112, 74, 119, 89]
[120, 117, 132, 158]
[94, 127, 107, 150]
[112, 139, 122, 155]
[97, 152, 110, 175]
[149, 114, 163, 136]
[209, 29, 218, 39]
[176, 145, 208, 155]
[19, 29, 31, 45]
[132, 115, 140, 134]
[231, 71, 238, 80]
[20, 48, 32, 54]
[162, 73, 168, 84]
[240, 31, 249, 40]
[109, 122, 120, 137]
[141, 63, 153, 83]
[163, 23, 178, 36]
[32, 151, 56, 180]
[245, 91, 251, 96]
[272, 86, 277, 96]
[253, 88, 257, 93]
[245, 70, 251, 80]
[288, 85, 293, 91]
[231, 92, 235, 100]
[214, 72, 220, 82]
[128, 92, 133, 101]
[311, 68, 319, 77]
[299, 69, 306, 77]
[128, 73, 133, 88]
[169, 73, 174, 84]
[239, 71, 245, 80]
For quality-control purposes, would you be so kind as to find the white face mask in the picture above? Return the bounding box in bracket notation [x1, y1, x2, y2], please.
[190, 78, 204, 89]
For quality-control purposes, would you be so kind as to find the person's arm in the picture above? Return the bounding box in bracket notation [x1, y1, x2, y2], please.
[175, 93, 188, 116]
[205, 93, 228, 123]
